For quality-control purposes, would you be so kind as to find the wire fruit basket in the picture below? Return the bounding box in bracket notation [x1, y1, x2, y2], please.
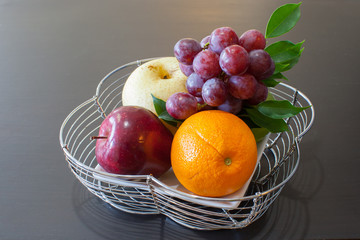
[59, 58, 315, 230]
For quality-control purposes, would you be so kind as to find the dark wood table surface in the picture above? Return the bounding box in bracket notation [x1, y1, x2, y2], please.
[1, 0, 359, 239]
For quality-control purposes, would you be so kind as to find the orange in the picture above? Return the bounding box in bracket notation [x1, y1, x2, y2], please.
[171, 110, 257, 197]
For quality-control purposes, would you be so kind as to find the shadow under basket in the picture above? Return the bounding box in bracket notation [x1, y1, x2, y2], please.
[59, 58, 315, 230]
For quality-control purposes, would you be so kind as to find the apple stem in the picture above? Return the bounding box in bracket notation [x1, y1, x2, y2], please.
[90, 136, 108, 140]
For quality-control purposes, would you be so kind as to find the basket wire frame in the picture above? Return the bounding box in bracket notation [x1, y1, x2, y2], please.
[59, 58, 314, 230]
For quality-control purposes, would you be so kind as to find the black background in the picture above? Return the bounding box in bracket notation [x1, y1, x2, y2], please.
[1, 0, 359, 239]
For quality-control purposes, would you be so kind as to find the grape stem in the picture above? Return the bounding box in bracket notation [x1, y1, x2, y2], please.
[219, 71, 227, 81]
[197, 103, 208, 111]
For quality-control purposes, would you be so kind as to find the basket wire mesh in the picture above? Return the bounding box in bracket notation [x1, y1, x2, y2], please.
[59, 58, 314, 230]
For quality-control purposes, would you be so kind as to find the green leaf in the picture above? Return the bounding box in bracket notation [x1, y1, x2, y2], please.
[266, 2, 302, 38]
[246, 108, 288, 133]
[294, 41, 305, 53]
[266, 92, 276, 101]
[151, 94, 166, 116]
[262, 72, 289, 88]
[251, 128, 270, 142]
[240, 116, 270, 142]
[257, 100, 311, 119]
[262, 78, 280, 87]
[266, 40, 304, 73]
[239, 116, 260, 129]
[158, 112, 181, 126]
[281, 57, 300, 72]
[271, 72, 288, 81]
[265, 40, 304, 63]
[274, 62, 291, 73]
[261, 72, 289, 87]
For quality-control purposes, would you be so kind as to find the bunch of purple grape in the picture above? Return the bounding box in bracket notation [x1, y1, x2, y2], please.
[166, 27, 275, 120]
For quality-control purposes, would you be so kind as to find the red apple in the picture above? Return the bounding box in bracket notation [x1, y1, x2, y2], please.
[94, 106, 173, 177]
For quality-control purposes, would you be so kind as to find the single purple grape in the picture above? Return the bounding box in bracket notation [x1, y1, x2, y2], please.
[248, 49, 274, 79]
[166, 92, 198, 120]
[228, 73, 257, 99]
[186, 73, 207, 97]
[217, 94, 243, 114]
[201, 78, 227, 106]
[246, 82, 268, 106]
[239, 29, 266, 52]
[193, 49, 222, 79]
[179, 63, 195, 77]
[219, 45, 249, 76]
[257, 58, 275, 80]
[174, 38, 202, 65]
[209, 27, 239, 54]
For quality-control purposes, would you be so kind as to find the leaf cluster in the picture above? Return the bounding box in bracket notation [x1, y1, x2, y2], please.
[243, 2, 310, 139]
[241, 100, 310, 137]
[263, 2, 304, 88]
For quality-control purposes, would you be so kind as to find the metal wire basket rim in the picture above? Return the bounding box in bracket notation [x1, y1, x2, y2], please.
[59, 96, 96, 150]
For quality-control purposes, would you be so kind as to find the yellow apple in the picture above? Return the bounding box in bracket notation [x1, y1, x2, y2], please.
[122, 57, 188, 133]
